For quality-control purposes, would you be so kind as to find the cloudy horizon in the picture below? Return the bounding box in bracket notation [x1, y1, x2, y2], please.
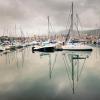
[0, 0, 100, 35]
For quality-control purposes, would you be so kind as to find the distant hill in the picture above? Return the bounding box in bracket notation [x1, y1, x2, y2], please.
[57, 29, 100, 36]
[81, 29, 100, 36]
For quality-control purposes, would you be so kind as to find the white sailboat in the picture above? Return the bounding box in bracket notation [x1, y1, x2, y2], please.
[62, 2, 93, 51]
[62, 39, 93, 51]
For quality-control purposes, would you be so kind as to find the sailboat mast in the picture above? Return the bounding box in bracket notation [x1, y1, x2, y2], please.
[48, 16, 50, 39]
[71, 2, 74, 34]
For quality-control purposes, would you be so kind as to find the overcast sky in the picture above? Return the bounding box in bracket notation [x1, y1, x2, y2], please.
[0, 0, 100, 34]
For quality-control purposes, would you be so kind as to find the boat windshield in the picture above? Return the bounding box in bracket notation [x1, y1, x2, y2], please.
[69, 39, 79, 43]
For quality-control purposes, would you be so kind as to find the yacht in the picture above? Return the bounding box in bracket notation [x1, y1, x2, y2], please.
[62, 3, 93, 51]
[62, 39, 92, 51]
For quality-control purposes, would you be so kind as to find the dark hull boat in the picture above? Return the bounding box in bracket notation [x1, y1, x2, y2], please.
[32, 45, 55, 52]
[36, 47, 55, 52]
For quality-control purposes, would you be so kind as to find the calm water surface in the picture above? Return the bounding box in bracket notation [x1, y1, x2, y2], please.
[0, 46, 100, 100]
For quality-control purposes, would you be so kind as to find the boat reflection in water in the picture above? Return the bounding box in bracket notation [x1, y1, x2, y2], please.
[40, 51, 92, 94]
[1, 45, 100, 100]
[62, 51, 92, 94]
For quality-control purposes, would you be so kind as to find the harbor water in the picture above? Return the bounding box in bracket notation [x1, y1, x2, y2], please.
[0, 46, 100, 100]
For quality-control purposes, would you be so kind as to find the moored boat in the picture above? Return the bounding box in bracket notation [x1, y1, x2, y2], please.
[63, 3, 93, 52]
[62, 39, 92, 51]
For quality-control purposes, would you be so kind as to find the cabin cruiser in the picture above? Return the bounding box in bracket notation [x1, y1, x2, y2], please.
[32, 40, 56, 52]
[32, 39, 63, 52]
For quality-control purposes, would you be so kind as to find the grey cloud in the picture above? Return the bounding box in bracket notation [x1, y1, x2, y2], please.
[0, 0, 100, 33]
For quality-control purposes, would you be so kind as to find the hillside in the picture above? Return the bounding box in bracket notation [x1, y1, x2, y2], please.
[58, 29, 100, 36]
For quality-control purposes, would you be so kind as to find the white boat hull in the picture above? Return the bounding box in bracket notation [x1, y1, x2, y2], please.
[62, 44, 93, 51]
